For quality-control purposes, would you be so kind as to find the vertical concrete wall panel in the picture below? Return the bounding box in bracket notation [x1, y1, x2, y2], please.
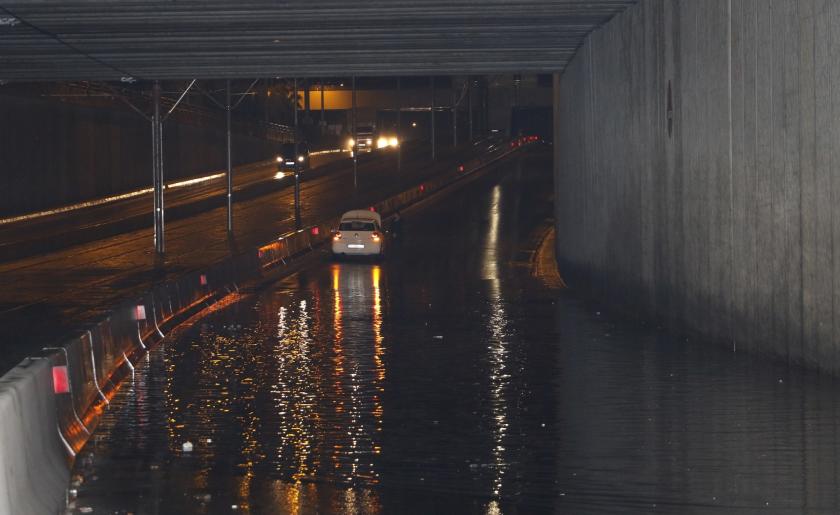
[731, 0, 750, 351]
[782, 0, 804, 364]
[799, 0, 819, 367]
[556, 0, 840, 371]
[753, 2, 776, 356]
[809, 0, 834, 368]
[830, 1, 840, 373]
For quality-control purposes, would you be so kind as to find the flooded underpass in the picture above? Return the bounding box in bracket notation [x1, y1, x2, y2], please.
[75, 154, 840, 514]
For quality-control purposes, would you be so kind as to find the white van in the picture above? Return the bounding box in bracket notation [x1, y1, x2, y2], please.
[332, 210, 384, 258]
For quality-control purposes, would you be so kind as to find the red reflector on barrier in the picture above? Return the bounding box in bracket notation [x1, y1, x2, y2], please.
[134, 305, 146, 321]
[200, 274, 207, 286]
[420, 184, 425, 193]
[458, 165, 465, 172]
[311, 227, 319, 235]
[53, 366, 69, 394]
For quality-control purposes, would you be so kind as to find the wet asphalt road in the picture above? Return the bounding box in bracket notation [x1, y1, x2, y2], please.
[0, 141, 483, 374]
[73, 154, 840, 514]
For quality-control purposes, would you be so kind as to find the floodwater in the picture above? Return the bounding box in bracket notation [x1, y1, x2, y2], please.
[75, 155, 840, 514]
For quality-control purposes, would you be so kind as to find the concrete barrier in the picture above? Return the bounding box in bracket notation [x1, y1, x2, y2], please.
[0, 358, 69, 515]
[44, 347, 90, 458]
[0, 137, 533, 514]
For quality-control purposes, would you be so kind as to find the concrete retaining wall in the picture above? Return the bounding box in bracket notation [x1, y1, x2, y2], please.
[0, 94, 287, 217]
[0, 136, 532, 514]
[554, 0, 840, 371]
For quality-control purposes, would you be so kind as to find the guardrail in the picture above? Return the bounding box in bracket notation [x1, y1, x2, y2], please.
[0, 135, 539, 515]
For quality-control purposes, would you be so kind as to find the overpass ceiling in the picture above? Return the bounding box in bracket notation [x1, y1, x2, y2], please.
[0, 0, 636, 82]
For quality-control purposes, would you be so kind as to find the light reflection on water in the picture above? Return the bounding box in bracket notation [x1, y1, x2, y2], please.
[109, 262, 390, 513]
[77, 160, 840, 514]
[483, 185, 510, 506]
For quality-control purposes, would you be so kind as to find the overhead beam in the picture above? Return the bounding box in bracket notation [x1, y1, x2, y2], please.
[0, 0, 636, 82]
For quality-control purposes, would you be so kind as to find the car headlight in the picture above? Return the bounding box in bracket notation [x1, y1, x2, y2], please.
[297, 155, 305, 163]
[376, 137, 389, 149]
[389, 137, 398, 147]
[366, 138, 372, 145]
[348, 138, 355, 148]
[276, 156, 283, 163]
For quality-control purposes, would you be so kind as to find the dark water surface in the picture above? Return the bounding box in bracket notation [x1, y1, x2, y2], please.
[76, 156, 840, 514]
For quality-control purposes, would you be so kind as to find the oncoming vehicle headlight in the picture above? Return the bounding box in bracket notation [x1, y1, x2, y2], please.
[348, 138, 355, 148]
[276, 156, 283, 163]
[389, 137, 399, 147]
[297, 155, 305, 163]
[366, 138, 372, 145]
[376, 137, 389, 149]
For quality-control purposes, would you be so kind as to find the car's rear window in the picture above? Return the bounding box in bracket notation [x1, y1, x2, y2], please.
[340, 221, 376, 231]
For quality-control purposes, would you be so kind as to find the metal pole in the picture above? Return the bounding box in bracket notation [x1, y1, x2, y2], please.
[293, 78, 298, 128]
[294, 78, 301, 229]
[452, 88, 458, 147]
[304, 79, 311, 120]
[483, 79, 488, 136]
[294, 172, 301, 229]
[396, 76, 401, 173]
[431, 76, 436, 161]
[225, 80, 233, 234]
[320, 79, 325, 129]
[352, 76, 357, 189]
[152, 80, 164, 255]
[468, 77, 473, 141]
[513, 74, 519, 107]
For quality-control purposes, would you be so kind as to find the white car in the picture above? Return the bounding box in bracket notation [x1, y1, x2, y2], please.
[331, 210, 384, 258]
